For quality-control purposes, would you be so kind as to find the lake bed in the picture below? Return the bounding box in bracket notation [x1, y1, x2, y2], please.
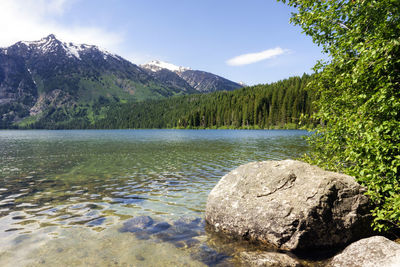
[0, 129, 310, 266]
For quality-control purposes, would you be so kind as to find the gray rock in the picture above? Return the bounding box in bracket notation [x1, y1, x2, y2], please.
[205, 160, 371, 251]
[329, 236, 400, 267]
[191, 244, 230, 266]
[240, 251, 301, 267]
[119, 216, 154, 233]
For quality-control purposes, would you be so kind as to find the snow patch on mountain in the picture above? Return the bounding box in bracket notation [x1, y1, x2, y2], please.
[21, 34, 58, 54]
[98, 47, 121, 61]
[27, 68, 37, 85]
[61, 40, 120, 61]
[21, 35, 53, 47]
[63, 43, 81, 60]
[141, 60, 191, 73]
[18, 34, 121, 61]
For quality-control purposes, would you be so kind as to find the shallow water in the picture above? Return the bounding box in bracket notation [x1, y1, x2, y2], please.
[0, 129, 312, 266]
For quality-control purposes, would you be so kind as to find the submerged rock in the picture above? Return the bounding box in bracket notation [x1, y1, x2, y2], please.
[147, 222, 171, 234]
[185, 238, 201, 248]
[205, 160, 371, 251]
[119, 216, 154, 233]
[191, 244, 230, 266]
[328, 236, 400, 267]
[119, 216, 231, 264]
[119, 215, 205, 248]
[240, 251, 301, 267]
[155, 217, 204, 245]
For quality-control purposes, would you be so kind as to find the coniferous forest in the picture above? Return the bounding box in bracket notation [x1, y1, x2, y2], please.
[25, 74, 315, 129]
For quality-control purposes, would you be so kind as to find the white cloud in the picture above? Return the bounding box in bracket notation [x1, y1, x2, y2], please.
[226, 47, 289, 66]
[0, 0, 123, 51]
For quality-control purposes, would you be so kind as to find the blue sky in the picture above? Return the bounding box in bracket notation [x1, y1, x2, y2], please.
[0, 0, 325, 85]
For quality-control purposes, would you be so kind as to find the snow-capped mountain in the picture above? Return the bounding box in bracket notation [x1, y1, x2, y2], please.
[0, 35, 188, 126]
[0, 34, 243, 127]
[2, 34, 148, 83]
[4, 34, 121, 61]
[141, 60, 191, 73]
[141, 60, 243, 93]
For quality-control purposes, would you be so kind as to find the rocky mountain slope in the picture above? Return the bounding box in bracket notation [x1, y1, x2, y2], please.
[141, 60, 243, 93]
[0, 35, 242, 128]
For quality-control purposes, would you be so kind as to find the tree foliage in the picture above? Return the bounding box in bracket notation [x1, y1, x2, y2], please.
[17, 75, 314, 130]
[280, 0, 400, 231]
[93, 75, 314, 129]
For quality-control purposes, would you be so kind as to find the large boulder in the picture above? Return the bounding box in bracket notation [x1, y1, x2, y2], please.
[328, 236, 400, 267]
[205, 160, 371, 251]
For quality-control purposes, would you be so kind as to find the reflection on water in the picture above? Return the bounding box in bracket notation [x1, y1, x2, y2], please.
[0, 130, 310, 266]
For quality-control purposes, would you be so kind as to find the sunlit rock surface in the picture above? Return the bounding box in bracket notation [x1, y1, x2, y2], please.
[205, 160, 371, 251]
[328, 236, 400, 267]
[240, 251, 301, 267]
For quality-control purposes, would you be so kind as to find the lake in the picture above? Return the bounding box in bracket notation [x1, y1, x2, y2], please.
[0, 129, 310, 266]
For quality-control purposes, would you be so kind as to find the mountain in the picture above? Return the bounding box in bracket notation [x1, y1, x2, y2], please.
[141, 60, 191, 73]
[18, 74, 313, 129]
[80, 75, 316, 130]
[0, 35, 241, 128]
[141, 60, 243, 93]
[0, 53, 37, 127]
[139, 61, 197, 94]
[0, 35, 190, 127]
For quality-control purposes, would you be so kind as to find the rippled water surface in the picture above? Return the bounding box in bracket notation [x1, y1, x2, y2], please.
[0, 129, 310, 266]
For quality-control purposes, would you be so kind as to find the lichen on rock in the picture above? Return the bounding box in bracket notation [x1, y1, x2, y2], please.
[328, 236, 400, 267]
[205, 160, 372, 251]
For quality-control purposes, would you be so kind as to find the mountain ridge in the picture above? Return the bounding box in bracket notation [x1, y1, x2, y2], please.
[141, 60, 243, 93]
[141, 60, 191, 73]
[0, 34, 243, 128]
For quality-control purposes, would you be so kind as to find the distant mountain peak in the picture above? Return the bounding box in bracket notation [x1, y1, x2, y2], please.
[38, 34, 57, 43]
[141, 60, 191, 73]
[14, 34, 120, 61]
[46, 33, 56, 39]
[140, 59, 243, 93]
[20, 34, 60, 48]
